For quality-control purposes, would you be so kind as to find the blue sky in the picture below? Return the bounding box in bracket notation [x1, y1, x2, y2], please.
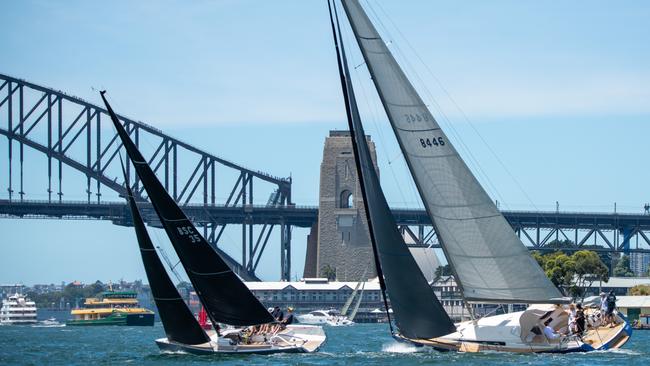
[1, 0, 649, 284]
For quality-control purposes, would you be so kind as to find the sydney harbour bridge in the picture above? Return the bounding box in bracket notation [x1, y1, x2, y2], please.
[2, 73, 650, 281]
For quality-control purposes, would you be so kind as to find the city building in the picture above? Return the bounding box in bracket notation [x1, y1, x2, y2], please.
[630, 252, 650, 276]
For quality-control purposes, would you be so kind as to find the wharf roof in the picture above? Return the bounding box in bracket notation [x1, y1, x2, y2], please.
[244, 280, 381, 291]
[587, 277, 650, 288]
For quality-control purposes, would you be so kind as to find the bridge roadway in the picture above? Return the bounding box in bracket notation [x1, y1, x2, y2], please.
[3, 199, 650, 247]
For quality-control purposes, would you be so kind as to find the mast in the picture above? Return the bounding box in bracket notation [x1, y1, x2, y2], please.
[348, 281, 365, 322]
[101, 91, 275, 326]
[339, 0, 564, 304]
[120, 158, 210, 345]
[328, 0, 456, 339]
[326, 0, 393, 332]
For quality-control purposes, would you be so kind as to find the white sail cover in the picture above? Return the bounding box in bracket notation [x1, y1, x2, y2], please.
[341, 0, 563, 303]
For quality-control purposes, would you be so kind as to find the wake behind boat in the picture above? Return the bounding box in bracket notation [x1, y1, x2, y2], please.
[328, 0, 631, 353]
[102, 92, 325, 354]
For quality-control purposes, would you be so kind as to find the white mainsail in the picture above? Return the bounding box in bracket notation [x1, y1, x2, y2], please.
[340, 0, 563, 303]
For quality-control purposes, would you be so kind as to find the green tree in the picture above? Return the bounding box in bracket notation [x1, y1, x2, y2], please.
[536, 251, 576, 296]
[434, 264, 452, 281]
[613, 255, 634, 277]
[571, 250, 609, 300]
[320, 264, 337, 281]
[629, 284, 650, 296]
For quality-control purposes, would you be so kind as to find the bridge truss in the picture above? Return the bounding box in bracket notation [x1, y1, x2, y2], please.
[0, 73, 292, 280]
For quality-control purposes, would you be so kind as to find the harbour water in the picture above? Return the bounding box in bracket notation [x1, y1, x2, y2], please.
[0, 323, 647, 365]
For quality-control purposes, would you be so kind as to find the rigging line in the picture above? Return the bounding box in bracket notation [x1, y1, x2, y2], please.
[370, 1, 560, 230]
[328, 0, 394, 334]
[353, 2, 498, 306]
[364, 0, 510, 210]
[341, 19, 417, 210]
[341, 21, 424, 210]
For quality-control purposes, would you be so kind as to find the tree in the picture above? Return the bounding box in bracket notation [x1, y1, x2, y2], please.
[434, 264, 452, 281]
[535, 251, 576, 296]
[571, 250, 609, 300]
[544, 239, 576, 252]
[320, 264, 337, 281]
[533, 250, 609, 300]
[613, 255, 634, 277]
[629, 284, 650, 296]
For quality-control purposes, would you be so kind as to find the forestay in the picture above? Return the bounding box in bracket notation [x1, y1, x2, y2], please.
[123, 175, 210, 345]
[102, 92, 275, 326]
[329, 0, 456, 339]
[340, 0, 563, 303]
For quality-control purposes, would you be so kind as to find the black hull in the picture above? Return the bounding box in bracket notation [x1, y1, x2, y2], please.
[126, 313, 155, 326]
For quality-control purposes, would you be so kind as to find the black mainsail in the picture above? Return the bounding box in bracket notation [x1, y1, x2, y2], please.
[340, 0, 563, 304]
[328, 0, 455, 339]
[122, 163, 210, 345]
[101, 92, 275, 326]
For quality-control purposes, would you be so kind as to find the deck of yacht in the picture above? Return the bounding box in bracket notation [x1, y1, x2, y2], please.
[582, 322, 629, 349]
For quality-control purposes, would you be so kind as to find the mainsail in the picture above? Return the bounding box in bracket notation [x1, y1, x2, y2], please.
[122, 166, 210, 345]
[101, 92, 275, 326]
[329, 0, 456, 339]
[340, 0, 563, 303]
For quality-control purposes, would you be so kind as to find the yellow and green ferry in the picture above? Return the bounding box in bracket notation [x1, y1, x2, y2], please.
[66, 291, 154, 326]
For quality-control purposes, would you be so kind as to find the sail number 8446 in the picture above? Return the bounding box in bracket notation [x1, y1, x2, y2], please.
[419, 137, 445, 148]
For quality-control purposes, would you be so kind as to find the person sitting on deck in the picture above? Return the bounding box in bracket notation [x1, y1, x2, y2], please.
[281, 307, 295, 326]
[271, 306, 284, 322]
[543, 319, 562, 342]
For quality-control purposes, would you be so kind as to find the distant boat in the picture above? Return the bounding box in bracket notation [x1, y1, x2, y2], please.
[102, 92, 326, 354]
[66, 290, 154, 326]
[296, 309, 338, 325]
[327, 276, 367, 326]
[329, 0, 632, 353]
[0, 293, 37, 325]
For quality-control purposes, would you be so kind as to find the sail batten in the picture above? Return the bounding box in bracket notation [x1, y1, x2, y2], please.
[122, 173, 210, 345]
[102, 92, 275, 326]
[330, 0, 456, 339]
[340, 0, 563, 303]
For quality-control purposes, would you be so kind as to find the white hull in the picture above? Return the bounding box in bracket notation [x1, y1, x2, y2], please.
[326, 316, 354, 327]
[396, 304, 632, 353]
[296, 310, 337, 325]
[155, 324, 326, 355]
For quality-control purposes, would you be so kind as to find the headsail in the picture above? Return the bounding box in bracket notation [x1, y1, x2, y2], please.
[122, 164, 210, 345]
[340, 0, 563, 303]
[341, 266, 367, 316]
[348, 281, 365, 322]
[328, 0, 455, 339]
[101, 92, 275, 326]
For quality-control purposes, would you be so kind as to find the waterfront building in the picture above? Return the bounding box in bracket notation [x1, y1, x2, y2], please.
[245, 278, 382, 309]
[583, 277, 650, 296]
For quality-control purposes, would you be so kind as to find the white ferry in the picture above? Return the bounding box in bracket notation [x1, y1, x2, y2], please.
[0, 293, 38, 325]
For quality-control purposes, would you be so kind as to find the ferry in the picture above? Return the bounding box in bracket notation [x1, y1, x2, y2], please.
[66, 290, 154, 326]
[0, 293, 38, 325]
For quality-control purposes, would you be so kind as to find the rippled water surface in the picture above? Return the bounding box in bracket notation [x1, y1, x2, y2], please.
[0, 323, 648, 365]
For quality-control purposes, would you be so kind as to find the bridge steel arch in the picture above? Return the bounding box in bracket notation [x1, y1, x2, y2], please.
[0, 73, 293, 281]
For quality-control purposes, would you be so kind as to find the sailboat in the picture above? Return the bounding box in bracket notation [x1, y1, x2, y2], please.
[328, 268, 368, 326]
[328, 281, 365, 326]
[103, 92, 326, 354]
[328, 0, 632, 353]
